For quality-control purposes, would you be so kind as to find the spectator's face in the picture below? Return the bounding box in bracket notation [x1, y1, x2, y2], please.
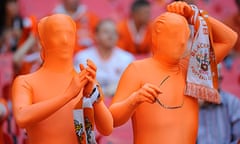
[95, 21, 118, 49]
[132, 5, 151, 25]
[62, 0, 79, 11]
[6, 1, 19, 18]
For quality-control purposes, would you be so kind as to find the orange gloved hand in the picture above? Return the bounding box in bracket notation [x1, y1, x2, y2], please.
[110, 83, 161, 127]
[167, 1, 200, 27]
[80, 59, 104, 103]
[109, 63, 162, 127]
[80, 60, 112, 135]
[79, 59, 97, 96]
[167, 1, 238, 63]
[167, 1, 193, 18]
[65, 69, 89, 103]
[127, 83, 162, 106]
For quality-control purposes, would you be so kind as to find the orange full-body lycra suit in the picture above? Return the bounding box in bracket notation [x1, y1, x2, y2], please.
[11, 14, 113, 144]
[109, 2, 238, 144]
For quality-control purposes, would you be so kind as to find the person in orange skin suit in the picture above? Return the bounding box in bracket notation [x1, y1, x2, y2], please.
[11, 14, 113, 144]
[117, 0, 152, 55]
[109, 1, 238, 144]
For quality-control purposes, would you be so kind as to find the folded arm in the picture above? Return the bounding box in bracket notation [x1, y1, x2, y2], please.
[208, 16, 238, 63]
[12, 73, 87, 128]
[93, 100, 113, 136]
[167, 1, 238, 63]
[109, 63, 141, 127]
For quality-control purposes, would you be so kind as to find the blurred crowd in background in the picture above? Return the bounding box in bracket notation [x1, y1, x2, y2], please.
[0, 0, 239, 144]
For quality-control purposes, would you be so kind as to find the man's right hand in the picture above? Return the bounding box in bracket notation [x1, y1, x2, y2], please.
[167, 1, 193, 18]
[167, 1, 200, 26]
[129, 83, 162, 106]
[66, 69, 89, 101]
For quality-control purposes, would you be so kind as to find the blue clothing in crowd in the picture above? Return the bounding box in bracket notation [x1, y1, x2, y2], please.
[197, 90, 240, 144]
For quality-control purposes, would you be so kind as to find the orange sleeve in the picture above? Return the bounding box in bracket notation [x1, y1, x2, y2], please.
[18, 16, 37, 47]
[11, 75, 86, 128]
[140, 24, 152, 54]
[93, 100, 113, 135]
[224, 16, 240, 52]
[116, 21, 135, 53]
[209, 16, 238, 63]
[74, 12, 99, 53]
[82, 61, 113, 135]
[87, 12, 99, 32]
[12, 76, 68, 128]
[166, 1, 238, 63]
[109, 63, 141, 127]
[116, 22, 128, 51]
[116, 21, 152, 54]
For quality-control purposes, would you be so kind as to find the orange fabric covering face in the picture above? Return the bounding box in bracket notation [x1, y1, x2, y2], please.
[11, 14, 113, 144]
[151, 12, 190, 63]
[109, 2, 237, 144]
[38, 15, 76, 62]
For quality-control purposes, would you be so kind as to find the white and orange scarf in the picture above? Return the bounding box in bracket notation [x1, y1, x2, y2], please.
[73, 85, 101, 144]
[185, 5, 220, 104]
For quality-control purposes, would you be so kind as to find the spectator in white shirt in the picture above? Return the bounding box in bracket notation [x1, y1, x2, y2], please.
[74, 19, 134, 97]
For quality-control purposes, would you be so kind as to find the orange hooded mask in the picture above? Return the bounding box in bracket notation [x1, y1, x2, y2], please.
[38, 14, 76, 71]
[151, 12, 190, 64]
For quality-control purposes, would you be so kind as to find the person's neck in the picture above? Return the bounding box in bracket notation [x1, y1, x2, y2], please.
[133, 20, 144, 32]
[42, 57, 74, 73]
[64, 6, 77, 15]
[97, 45, 114, 60]
[5, 16, 13, 28]
[151, 56, 181, 73]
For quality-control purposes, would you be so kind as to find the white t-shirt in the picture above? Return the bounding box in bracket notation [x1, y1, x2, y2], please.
[74, 46, 135, 96]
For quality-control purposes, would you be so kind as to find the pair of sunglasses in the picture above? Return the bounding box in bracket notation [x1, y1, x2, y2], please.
[155, 75, 184, 109]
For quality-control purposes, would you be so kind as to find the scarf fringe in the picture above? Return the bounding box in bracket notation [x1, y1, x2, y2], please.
[185, 82, 221, 104]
